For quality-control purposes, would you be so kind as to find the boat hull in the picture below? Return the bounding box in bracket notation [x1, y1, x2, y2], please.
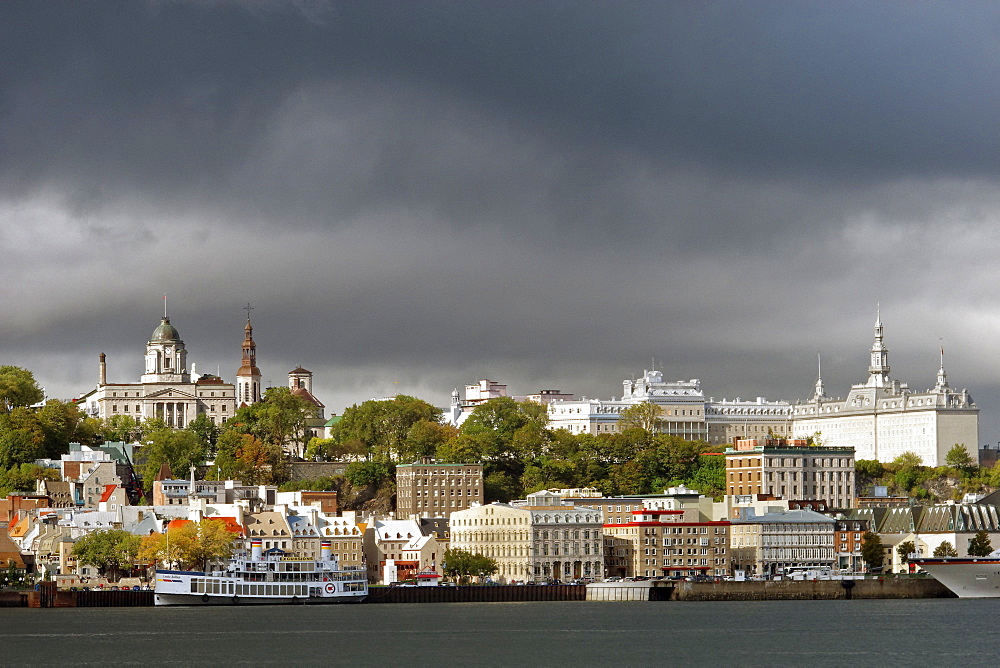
[154, 592, 366, 606]
[913, 558, 1000, 598]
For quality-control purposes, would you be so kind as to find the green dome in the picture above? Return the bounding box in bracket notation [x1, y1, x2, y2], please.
[150, 317, 181, 343]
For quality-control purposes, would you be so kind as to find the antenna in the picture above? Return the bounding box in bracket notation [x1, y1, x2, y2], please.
[163, 294, 168, 318]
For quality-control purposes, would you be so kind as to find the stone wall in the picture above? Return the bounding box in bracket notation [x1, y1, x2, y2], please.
[672, 578, 954, 601]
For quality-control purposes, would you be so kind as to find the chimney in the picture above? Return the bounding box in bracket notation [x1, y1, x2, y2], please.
[99, 353, 107, 386]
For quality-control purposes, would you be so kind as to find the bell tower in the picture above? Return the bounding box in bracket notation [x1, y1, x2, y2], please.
[236, 303, 262, 405]
[141, 300, 189, 383]
[866, 309, 891, 388]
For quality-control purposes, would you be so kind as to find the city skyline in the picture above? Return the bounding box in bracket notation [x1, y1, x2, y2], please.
[4, 2, 1000, 444]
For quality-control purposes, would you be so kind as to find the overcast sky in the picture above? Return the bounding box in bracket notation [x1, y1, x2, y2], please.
[4, 1, 1000, 444]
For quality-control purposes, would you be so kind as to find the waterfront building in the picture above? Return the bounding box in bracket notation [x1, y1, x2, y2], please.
[363, 518, 440, 584]
[77, 312, 241, 427]
[790, 314, 978, 466]
[395, 458, 483, 519]
[603, 508, 731, 579]
[724, 437, 856, 509]
[833, 514, 871, 572]
[730, 508, 836, 576]
[450, 491, 604, 583]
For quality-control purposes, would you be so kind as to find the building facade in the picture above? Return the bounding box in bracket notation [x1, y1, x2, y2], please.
[604, 508, 731, 579]
[725, 438, 856, 508]
[395, 458, 484, 519]
[791, 314, 978, 466]
[450, 491, 604, 583]
[78, 313, 241, 427]
[730, 509, 836, 576]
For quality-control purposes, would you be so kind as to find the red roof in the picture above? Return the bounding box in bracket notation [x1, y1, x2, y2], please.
[99, 485, 119, 503]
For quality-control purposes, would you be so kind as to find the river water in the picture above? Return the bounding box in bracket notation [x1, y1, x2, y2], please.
[1, 599, 992, 666]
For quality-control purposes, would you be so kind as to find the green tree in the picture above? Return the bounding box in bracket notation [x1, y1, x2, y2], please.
[968, 530, 993, 557]
[945, 444, 975, 469]
[617, 402, 664, 432]
[860, 531, 885, 572]
[35, 399, 99, 457]
[933, 541, 959, 557]
[227, 387, 316, 457]
[211, 431, 284, 485]
[344, 460, 392, 488]
[892, 452, 923, 469]
[186, 413, 221, 453]
[101, 415, 144, 443]
[0, 429, 42, 469]
[0, 366, 43, 413]
[0, 463, 59, 497]
[139, 519, 236, 571]
[897, 540, 916, 564]
[71, 529, 142, 581]
[442, 548, 498, 583]
[332, 396, 442, 462]
[139, 428, 206, 489]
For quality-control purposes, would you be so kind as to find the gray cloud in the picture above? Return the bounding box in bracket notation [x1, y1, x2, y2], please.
[2, 1, 1000, 443]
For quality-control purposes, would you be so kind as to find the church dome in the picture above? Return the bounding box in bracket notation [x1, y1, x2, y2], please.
[150, 317, 181, 343]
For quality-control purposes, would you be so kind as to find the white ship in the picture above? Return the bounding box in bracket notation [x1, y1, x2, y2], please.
[912, 555, 1000, 598]
[154, 539, 368, 606]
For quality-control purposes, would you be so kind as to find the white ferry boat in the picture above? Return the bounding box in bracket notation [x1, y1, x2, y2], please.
[155, 539, 368, 606]
[912, 555, 1000, 598]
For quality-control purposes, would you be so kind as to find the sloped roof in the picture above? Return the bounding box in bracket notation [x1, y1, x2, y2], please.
[99, 485, 119, 503]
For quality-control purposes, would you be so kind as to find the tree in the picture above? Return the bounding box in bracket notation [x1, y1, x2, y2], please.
[860, 531, 885, 572]
[185, 413, 220, 453]
[139, 428, 206, 489]
[945, 444, 975, 469]
[332, 396, 443, 462]
[442, 548, 498, 583]
[139, 519, 236, 571]
[101, 415, 144, 443]
[0, 429, 42, 469]
[968, 530, 993, 557]
[892, 452, 923, 469]
[933, 541, 958, 557]
[0, 463, 59, 497]
[72, 529, 142, 581]
[0, 366, 43, 413]
[617, 402, 664, 433]
[227, 387, 316, 456]
[344, 460, 392, 488]
[897, 541, 916, 564]
[211, 431, 284, 485]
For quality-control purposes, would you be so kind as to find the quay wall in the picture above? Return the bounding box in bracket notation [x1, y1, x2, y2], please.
[365, 584, 586, 604]
[671, 579, 955, 601]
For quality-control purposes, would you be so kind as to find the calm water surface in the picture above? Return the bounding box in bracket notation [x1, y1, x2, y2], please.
[0, 599, 993, 666]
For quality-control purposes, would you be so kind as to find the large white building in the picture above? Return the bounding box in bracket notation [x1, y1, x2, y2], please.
[79, 312, 252, 427]
[790, 314, 978, 466]
[450, 491, 604, 583]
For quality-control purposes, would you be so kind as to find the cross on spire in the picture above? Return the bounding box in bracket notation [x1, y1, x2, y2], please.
[244, 302, 254, 323]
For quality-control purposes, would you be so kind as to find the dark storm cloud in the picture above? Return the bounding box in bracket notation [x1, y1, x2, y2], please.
[3, 1, 1000, 439]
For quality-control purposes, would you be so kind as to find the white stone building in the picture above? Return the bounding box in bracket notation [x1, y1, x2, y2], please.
[791, 314, 978, 466]
[450, 491, 604, 583]
[78, 312, 251, 428]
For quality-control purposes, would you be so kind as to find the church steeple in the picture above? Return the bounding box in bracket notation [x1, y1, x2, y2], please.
[812, 353, 828, 401]
[933, 345, 949, 393]
[866, 308, 891, 388]
[236, 303, 262, 405]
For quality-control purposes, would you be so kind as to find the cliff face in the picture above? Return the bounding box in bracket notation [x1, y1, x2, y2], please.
[332, 477, 396, 515]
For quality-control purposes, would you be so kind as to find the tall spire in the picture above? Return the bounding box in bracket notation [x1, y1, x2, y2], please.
[866, 308, 891, 388]
[236, 304, 262, 405]
[934, 344, 949, 392]
[812, 353, 827, 401]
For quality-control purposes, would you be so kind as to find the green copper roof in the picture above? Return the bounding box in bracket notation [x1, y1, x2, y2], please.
[150, 317, 181, 343]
